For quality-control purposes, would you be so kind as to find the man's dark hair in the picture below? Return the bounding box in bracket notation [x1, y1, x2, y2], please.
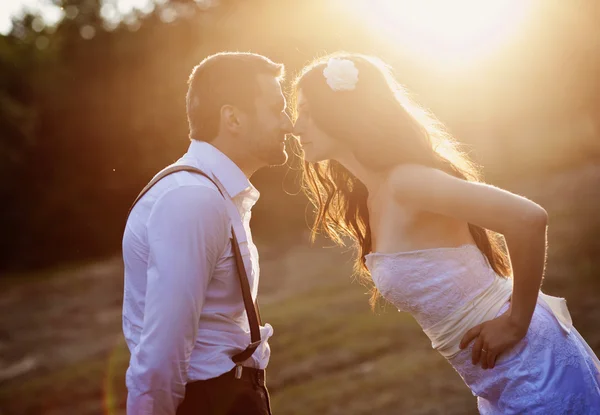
[186, 52, 285, 141]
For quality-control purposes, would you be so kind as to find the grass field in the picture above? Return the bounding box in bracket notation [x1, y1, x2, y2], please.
[1, 163, 599, 415]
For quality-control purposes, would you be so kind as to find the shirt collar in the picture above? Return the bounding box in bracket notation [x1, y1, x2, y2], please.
[185, 139, 259, 203]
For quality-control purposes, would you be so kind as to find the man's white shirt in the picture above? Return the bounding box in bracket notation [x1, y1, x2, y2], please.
[122, 140, 273, 414]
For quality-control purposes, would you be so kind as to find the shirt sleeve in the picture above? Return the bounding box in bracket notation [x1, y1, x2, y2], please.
[126, 184, 230, 415]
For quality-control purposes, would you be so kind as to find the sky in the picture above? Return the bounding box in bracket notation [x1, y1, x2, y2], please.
[0, 0, 533, 72]
[0, 0, 156, 35]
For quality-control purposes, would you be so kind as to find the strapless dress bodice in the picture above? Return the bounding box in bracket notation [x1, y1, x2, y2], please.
[365, 244, 498, 331]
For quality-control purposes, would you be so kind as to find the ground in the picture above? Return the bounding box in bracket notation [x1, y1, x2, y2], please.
[1, 163, 599, 415]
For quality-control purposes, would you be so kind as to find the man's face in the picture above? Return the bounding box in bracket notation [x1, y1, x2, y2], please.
[243, 74, 293, 167]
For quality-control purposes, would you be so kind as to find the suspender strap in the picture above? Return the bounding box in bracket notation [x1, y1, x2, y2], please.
[127, 165, 263, 365]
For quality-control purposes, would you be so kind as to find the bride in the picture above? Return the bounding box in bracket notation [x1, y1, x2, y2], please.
[291, 53, 600, 413]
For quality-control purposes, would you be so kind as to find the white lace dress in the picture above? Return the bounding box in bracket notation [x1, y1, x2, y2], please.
[365, 244, 600, 414]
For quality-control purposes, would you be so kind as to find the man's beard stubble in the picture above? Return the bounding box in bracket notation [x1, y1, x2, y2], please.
[258, 136, 288, 167]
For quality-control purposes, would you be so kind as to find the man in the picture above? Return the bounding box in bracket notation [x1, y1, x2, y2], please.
[122, 52, 292, 415]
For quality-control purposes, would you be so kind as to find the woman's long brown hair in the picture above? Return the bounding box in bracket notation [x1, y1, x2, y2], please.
[292, 53, 512, 308]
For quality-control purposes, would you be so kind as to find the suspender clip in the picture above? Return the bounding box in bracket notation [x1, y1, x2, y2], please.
[235, 364, 243, 380]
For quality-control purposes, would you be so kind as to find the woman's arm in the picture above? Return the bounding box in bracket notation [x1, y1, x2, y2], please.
[390, 164, 548, 368]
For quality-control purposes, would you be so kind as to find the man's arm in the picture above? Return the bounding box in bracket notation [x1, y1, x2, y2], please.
[127, 185, 229, 415]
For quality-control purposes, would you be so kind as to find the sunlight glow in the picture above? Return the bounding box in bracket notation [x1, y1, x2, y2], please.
[344, 0, 537, 70]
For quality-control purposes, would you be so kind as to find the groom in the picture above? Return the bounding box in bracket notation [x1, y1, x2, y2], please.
[122, 52, 292, 415]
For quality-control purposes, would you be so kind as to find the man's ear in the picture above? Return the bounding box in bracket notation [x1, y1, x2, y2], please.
[221, 104, 241, 133]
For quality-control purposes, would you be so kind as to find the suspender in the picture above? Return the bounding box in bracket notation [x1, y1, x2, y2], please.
[127, 165, 263, 367]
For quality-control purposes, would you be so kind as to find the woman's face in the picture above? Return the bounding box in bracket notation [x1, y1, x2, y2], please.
[293, 89, 340, 163]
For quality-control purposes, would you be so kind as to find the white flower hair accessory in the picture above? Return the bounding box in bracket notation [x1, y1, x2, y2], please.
[322, 58, 359, 91]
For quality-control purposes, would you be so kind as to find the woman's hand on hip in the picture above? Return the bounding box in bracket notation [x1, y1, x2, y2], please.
[459, 311, 528, 369]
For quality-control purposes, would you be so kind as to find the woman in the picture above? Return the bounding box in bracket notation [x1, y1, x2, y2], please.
[292, 53, 600, 414]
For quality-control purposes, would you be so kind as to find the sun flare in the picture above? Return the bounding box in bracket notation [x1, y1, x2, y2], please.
[343, 0, 537, 70]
